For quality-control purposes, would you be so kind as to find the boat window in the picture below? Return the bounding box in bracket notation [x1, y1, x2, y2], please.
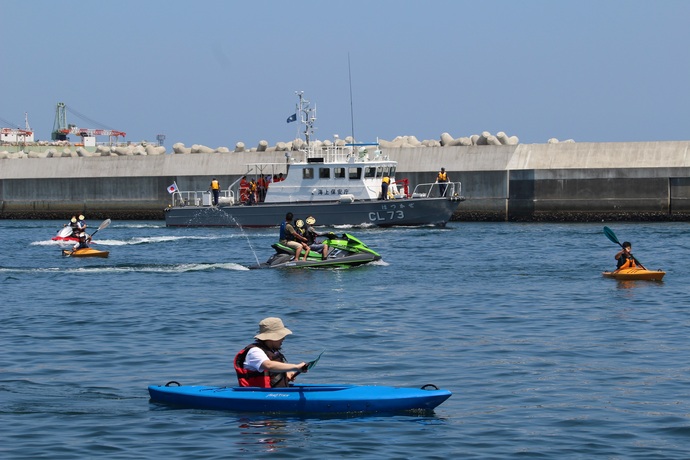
[365, 167, 377, 178]
[390, 166, 396, 177]
[348, 167, 361, 179]
[334, 167, 346, 179]
[303, 168, 314, 179]
[319, 168, 330, 179]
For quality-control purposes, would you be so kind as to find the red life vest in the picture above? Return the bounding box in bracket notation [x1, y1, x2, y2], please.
[234, 342, 289, 388]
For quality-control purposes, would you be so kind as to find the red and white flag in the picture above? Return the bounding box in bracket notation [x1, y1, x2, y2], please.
[167, 182, 178, 194]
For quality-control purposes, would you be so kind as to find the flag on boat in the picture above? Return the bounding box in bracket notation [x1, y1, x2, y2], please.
[167, 182, 178, 194]
[286, 113, 297, 123]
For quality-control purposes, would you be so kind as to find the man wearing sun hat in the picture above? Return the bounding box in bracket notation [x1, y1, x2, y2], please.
[234, 317, 307, 388]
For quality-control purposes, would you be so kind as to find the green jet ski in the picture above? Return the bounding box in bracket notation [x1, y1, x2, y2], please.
[250, 233, 381, 269]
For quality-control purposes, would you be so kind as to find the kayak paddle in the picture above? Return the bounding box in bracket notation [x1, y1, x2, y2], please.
[89, 219, 112, 239]
[292, 350, 325, 380]
[603, 226, 646, 269]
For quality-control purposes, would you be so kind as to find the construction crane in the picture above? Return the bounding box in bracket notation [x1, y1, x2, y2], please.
[52, 102, 126, 144]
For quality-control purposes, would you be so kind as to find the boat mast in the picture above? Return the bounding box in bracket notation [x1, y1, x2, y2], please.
[296, 91, 316, 146]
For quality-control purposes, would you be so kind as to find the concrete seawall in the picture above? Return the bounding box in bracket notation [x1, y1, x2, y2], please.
[2, 141, 690, 221]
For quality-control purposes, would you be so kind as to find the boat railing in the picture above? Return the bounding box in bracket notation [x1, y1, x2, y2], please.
[410, 181, 463, 199]
[171, 188, 236, 207]
[295, 142, 389, 164]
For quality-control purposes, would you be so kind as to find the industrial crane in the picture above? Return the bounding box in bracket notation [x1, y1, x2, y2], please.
[51, 102, 126, 144]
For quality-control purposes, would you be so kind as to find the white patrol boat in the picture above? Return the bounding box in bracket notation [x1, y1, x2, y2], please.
[164, 93, 464, 228]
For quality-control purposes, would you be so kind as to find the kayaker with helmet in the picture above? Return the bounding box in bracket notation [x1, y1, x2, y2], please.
[279, 212, 309, 261]
[234, 317, 307, 388]
[615, 241, 637, 269]
[304, 216, 329, 258]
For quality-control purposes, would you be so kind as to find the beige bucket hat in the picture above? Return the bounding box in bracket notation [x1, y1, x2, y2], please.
[254, 317, 293, 341]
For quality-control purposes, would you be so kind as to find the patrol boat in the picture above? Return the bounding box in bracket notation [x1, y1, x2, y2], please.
[164, 93, 464, 228]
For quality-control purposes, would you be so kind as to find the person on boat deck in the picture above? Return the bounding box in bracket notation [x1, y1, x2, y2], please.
[239, 176, 250, 203]
[248, 179, 258, 205]
[380, 175, 390, 201]
[209, 178, 220, 206]
[280, 212, 309, 261]
[437, 168, 449, 197]
[303, 216, 329, 258]
[257, 174, 268, 202]
[615, 241, 637, 269]
[234, 317, 307, 388]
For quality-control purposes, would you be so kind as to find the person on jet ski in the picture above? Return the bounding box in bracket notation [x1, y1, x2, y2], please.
[69, 216, 79, 237]
[303, 216, 329, 259]
[279, 212, 309, 261]
[76, 215, 87, 234]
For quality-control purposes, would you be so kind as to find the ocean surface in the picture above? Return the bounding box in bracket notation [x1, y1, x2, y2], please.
[2, 219, 689, 459]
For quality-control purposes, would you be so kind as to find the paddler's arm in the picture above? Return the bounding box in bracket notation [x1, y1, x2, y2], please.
[260, 360, 307, 374]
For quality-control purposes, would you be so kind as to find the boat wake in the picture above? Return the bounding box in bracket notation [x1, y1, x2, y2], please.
[0, 262, 249, 274]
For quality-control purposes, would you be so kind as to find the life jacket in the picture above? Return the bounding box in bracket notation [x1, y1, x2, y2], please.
[279, 221, 295, 242]
[617, 255, 636, 269]
[211, 180, 220, 190]
[382, 176, 390, 185]
[239, 179, 249, 201]
[437, 171, 448, 182]
[234, 342, 289, 388]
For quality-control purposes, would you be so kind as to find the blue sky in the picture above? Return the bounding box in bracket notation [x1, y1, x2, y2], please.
[3, 0, 690, 148]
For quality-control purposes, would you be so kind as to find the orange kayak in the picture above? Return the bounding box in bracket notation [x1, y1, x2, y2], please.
[602, 268, 665, 281]
[62, 248, 109, 258]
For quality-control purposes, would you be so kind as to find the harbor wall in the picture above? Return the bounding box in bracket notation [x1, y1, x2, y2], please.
[1, 141, 690, 221]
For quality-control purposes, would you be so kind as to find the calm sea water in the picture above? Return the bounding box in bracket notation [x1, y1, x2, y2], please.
[2, 219, 689, 459]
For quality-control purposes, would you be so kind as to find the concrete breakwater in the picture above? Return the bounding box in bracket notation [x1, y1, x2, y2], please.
[1, 140, 690, 221]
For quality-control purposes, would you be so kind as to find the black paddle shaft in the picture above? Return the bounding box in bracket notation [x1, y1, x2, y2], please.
[603, 226, 646, 269]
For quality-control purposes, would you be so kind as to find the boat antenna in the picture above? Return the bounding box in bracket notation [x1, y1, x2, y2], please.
[295, 90, 316, 146]
[348, 53, 355, 143]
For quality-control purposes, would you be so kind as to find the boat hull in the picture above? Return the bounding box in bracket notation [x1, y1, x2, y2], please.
[602, 268, 665, 280]
[62, 248, 109, 258]
[250, 251, 379, 269]
[148, 383, 452, 413]
[164, 197, 462, 228]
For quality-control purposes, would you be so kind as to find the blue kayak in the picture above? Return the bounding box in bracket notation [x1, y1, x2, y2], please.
[148, 382, 452, 414]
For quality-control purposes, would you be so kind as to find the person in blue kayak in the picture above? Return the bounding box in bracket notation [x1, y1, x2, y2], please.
[234, 317, 307, 388]
[279, 212, 309, 261]
[615, 241, 637, 269]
